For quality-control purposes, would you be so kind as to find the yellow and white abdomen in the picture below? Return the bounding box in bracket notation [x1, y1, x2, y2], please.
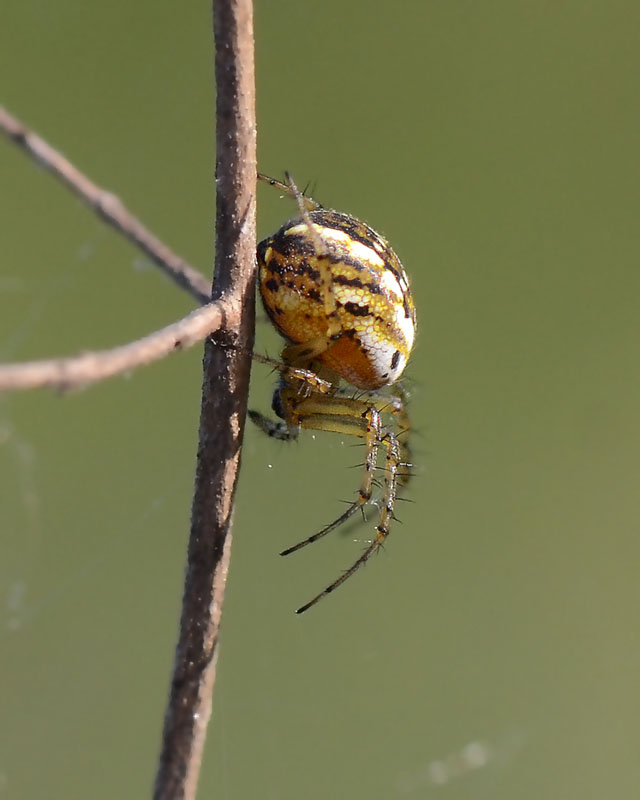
[258, 209, 416, 390]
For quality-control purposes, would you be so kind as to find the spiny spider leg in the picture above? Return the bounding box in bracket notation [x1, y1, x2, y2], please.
[295, 539, 381, 614]
[294, 432, 401, 614]
[335, 383, 413, 485]
[278, 398, 382, 556]
[257, 171, 322, 212]
[279, 500, 362, 556]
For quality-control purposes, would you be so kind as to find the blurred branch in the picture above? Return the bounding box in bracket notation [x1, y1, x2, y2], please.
[0, 301, 232, 392]
[153, 0, 256, 798]
[0, 105, 211, 304]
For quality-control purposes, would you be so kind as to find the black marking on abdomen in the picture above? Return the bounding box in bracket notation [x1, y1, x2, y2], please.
[343, 302, 371, 317]
[333, 274, 383, 294]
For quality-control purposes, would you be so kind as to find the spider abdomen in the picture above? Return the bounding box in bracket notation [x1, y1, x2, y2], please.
[258, 209, 416, 390]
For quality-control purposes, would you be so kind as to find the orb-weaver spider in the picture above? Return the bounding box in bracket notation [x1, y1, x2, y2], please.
[249, 173, 416, 613]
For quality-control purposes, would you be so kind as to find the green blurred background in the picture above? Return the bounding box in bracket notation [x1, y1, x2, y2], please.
[1, 1, 639, 798]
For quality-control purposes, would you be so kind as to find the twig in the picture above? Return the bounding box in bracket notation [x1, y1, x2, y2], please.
[153, 0, 256, 798]
[0, 105, 211, 305]
[0, 301, 232, 392]
[0, 104, 220, 392]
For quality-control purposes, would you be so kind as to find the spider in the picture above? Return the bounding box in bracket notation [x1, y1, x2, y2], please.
[249, 173, 416, 613]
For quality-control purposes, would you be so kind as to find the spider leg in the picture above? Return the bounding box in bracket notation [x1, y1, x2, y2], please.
[251, 353, 335, 394]
[257, 171, 322, 212]
[251, 368, 412, 613]
[280, 498, 362, 555]
[295, 539, 380, 614]
[269, 172, 343, 356]
[278, 393, 382, 555]
[248, 357, 337, 440]
[335, 383, 413, 485]
[247, 410, 297, 440]
[294, 431, 401, 613]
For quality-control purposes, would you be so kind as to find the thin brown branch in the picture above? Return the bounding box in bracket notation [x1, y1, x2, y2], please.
[0, 105, 212, 305]
[0, 301, 232, 392]
[153, 0, 256, 798]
